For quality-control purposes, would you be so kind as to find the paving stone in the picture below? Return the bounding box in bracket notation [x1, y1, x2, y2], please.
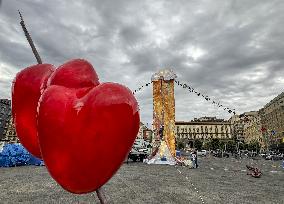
[0, 157, 283, 203]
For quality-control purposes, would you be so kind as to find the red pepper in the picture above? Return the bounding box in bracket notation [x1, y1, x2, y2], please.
[12, 59, 140, 193]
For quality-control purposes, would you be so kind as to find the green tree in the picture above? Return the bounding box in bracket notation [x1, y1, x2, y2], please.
[227, 140, 236, 152]
[194, 139, 203, 150]
[248, 143, 253, 151]
[255, 141, 261, 153]
[239, 142, 244, 150]
[248, 140, 261, 152]
[219, 141, 226, 150]
[177, 141, 185, 150]
[203, 141, 212, 150]
[211, 138, 220, 150]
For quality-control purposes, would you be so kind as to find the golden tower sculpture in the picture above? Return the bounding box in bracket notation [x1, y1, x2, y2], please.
[152, 69, 176, 157]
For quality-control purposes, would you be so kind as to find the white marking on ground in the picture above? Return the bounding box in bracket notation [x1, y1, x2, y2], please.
[175, 167, 206, 203]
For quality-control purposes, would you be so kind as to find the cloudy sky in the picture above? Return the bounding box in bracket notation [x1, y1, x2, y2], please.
[0, 0, 283, 126]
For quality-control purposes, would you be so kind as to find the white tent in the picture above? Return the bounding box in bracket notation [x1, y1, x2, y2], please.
[145, 140, 176, 165]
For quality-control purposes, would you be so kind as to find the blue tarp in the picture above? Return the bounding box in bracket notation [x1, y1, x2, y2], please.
[0, 143, 44, 167]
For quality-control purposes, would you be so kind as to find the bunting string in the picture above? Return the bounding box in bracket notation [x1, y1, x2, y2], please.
[132, 81, 153, 95]
[174, 80, 236, 115]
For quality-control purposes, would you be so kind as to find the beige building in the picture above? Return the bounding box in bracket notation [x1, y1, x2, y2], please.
[242, 111, 265, 149]
[259, 92, 284, 146]
[0, 99, 19, 143]
[175, 117, 232, 147]
[1, 117, 19, 143]
[229, 115, 245, 143]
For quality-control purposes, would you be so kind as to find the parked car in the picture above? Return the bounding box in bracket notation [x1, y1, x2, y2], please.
[259, 152, 267, 158]
[128, 138, 151, 162]
[264, 151, 283, 160]
[272, 155, 282, 160]
[223, 152, 230, 158]
[213, 151, 229, 158]
[197, 150, 207, 157]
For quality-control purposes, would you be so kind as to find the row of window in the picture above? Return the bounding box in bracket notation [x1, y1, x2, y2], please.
[262, 109, 284, 130]
[176, 132, 231, 137]
[176, 126, 230, 134]
[3, 130, 16, 136]
[176, 133, 231, 139]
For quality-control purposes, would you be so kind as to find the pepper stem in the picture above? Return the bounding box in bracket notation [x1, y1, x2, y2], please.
[18, 10, 42, 64]
[96, 187, 108, 204]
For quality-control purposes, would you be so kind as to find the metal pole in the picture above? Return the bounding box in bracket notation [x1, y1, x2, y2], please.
[18, 10, 42, 64]
[96, 187, 108, 204]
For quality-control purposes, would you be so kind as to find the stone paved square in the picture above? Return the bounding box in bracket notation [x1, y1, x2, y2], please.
[0, 156, 283, 204]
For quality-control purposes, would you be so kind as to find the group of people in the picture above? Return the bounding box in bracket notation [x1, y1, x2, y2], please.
[175, 149, 198, 168]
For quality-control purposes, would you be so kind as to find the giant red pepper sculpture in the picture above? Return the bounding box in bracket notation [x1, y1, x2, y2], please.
[12, 59, 140, 193]
[12, 64, 55, 158]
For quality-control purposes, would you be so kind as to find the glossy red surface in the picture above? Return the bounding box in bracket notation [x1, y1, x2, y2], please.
[12, 64, 55, 158]
[36, 59, 140, 193]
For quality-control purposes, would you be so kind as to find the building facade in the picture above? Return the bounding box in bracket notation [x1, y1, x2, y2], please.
[0, 99, 11, 139]
[242, 111, 265, 149]
[0, 99, 19, 143]
[175, 117, 232, 147]
[137, 122, 153, 142]
[1, 117, 19, 143]
[229, 115, 245, 143]
[259, 92, 284, 147]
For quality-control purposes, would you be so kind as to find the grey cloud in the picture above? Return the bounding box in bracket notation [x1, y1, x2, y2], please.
[0, 0, 284, 125]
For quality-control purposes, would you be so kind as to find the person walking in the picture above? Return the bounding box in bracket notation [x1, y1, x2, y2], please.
[194, 150, 198, 168]
[192, 150, 198, 168]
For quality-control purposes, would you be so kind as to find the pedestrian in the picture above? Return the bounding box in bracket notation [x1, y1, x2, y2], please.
[192, 150, 198, 168]
[126, 153, 130, 164]
[191, 152, 196, 168]
[194, 150, 198, 168]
